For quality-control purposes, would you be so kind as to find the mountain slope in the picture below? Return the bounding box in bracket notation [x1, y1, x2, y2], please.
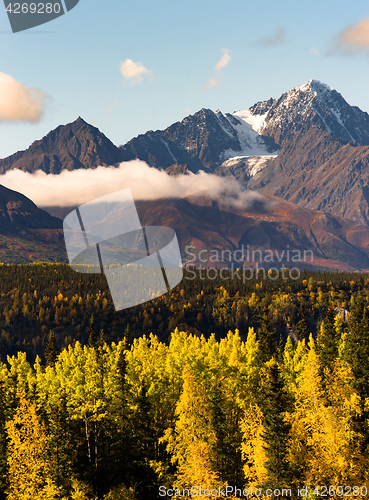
[119, 79, 369, 176]
[0, 117, 124, 174]
[247, 129, 369, 224]
[0, 185, 67, 263]
[135, 194, 369, 271]
[2, 178, 369, 270]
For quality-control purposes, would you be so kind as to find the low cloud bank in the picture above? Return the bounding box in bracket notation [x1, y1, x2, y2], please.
[0, 160, 265, 211]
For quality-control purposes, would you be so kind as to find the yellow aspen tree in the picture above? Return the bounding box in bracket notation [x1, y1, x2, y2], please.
[162, 367, 224, 496]
[6, 393, 60, 500]
[241, 404, 268, 488]
[287, 344, 365, 492]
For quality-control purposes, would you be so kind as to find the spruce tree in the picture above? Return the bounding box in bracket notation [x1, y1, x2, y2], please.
[343, 294, 369, 399]
[341, 294, 369, 452]
[318, 302, 338, 373]
[257, 299, 277, 364]
[296, 301, 308, 343]
[98, 329, 106, 360]
[258, 359, 292, 489]
[87, 316, 97, 349]
[208, 383, 243, 485]
[107, 340, 132, 492]
[123, 324, 130, 348]
[45, 330, 57, 368]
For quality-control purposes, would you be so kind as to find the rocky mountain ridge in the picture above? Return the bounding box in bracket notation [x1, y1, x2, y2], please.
[245, 79, 369, 147]
[0, 117, 124, 174]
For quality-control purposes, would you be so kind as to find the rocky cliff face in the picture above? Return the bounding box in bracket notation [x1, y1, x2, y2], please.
[247, 129, 369, 225]
[119, 80, 369, 225]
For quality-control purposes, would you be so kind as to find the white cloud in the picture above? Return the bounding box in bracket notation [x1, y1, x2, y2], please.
[119, 59, 153, 85]
[0, 72, 45, 123]
[0, 160, 265, 211]
[335, 18, 369, 53]
[205, 48, 232, 90]
[311, 47, 319, 55]
[215, 48, 232, 72]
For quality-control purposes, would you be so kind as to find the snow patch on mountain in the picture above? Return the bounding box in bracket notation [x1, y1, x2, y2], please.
[215, 110, 236, 138]
[218, 112, 278, 162]
[298, 79, 334, 93]
[329, 109, 355, 142]
[162, 139, 178, 163]
[232, 110, 268, 133]
[220, 155, 276, 177]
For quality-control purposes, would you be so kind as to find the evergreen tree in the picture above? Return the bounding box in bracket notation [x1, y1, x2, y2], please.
[257, 299, 277, 363]
[123, 324, 130, 347]
[107, 348, 131, 494]
[341, 293, 369, 452]
[87, 316, 97, 349]
[45, 330, 57, 368]
[98, 328, 105, 351]
[318, 302, 338, 373]
[296, 301, 308, 343]
[258, 359, 292, 489]
[208, 383, 243, 485]
[343, 294, 369, 399]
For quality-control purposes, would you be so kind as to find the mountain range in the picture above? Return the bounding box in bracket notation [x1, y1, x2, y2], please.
[1, 79, 369, 269]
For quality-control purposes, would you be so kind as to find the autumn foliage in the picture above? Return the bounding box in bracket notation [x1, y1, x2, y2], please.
[0, 267, 368, 498]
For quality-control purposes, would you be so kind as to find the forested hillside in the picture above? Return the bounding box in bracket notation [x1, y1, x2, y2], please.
[0, 295, 369, 498]
[0, 266, 369, 498]
[0, 263, 368, 362]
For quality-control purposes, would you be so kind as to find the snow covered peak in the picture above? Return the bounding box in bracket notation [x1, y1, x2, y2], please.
[297, 80, 335, 94]
[235, 80, 369, 146]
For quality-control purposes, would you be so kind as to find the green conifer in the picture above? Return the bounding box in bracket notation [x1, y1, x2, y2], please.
[296, 301, 308, 343]
[259, 359, 292, 489]
[257, 299, 277, 364]
[45, 330, 57, 368]
[87, 315, 97, 349]
[318, 302, 338, 373]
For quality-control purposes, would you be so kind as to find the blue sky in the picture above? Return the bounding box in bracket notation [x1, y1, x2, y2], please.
[0, 0, 368, 159]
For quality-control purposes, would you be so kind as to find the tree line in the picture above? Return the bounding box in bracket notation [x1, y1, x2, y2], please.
[0, 263, 368, 362]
